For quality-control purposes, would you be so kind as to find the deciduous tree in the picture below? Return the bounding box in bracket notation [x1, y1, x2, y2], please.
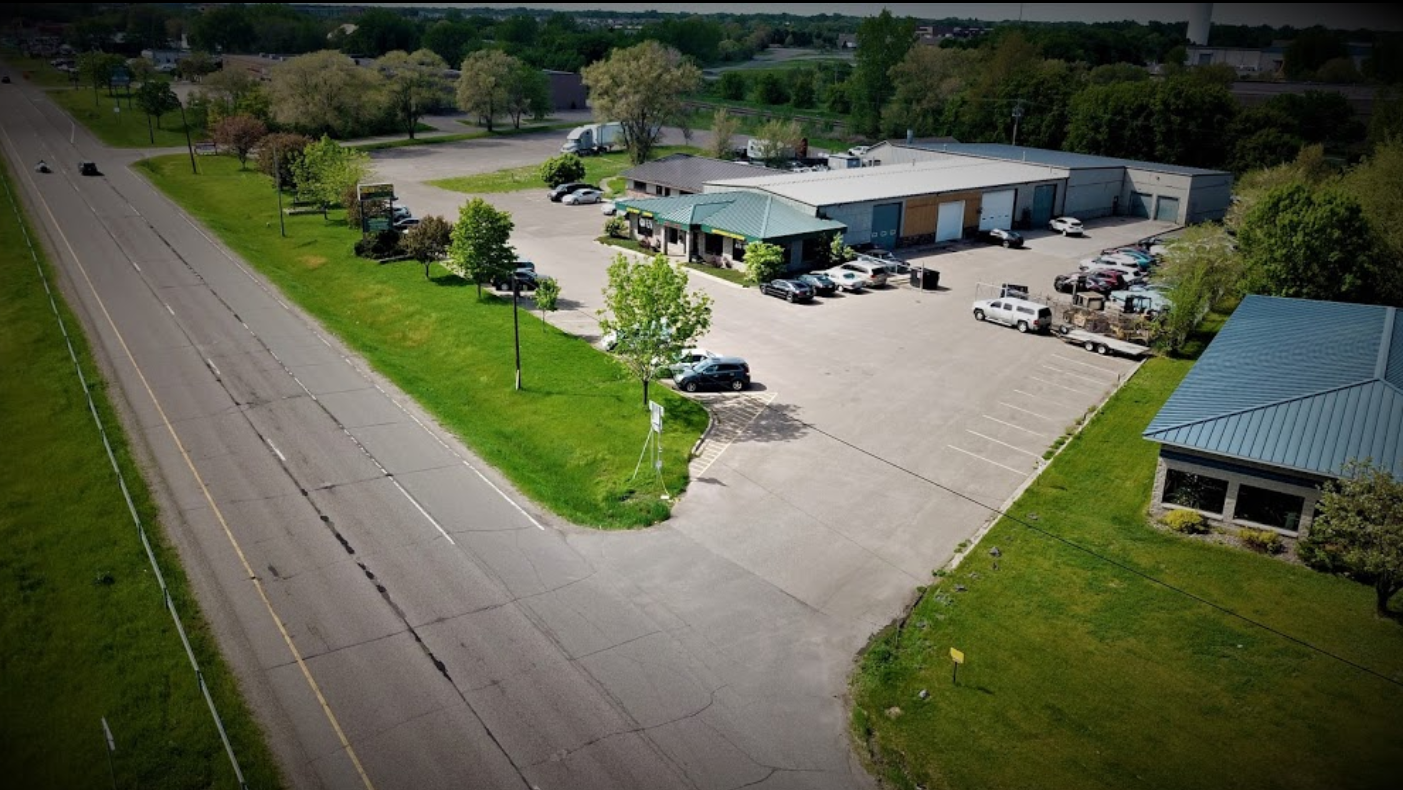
[505, 62, 551, 128]
[449, 198, 516, 297]
[582, 41, 701, 164]
[134, 79, 179, 138]
[1154, 224, 1241, 353]
[851, 9, 916, 136]
[531, 276, 560, 331]
[293, 135, 373, 215]
[255, 132, 313, 188]
[455, 49, 514, 132]
[598, 253, 713, 407]
[750, 119, 803, 165]
[708, 109, 739, 160]
[1300, 461, 1403, 619]
[212, 114, 267, 169]
[1237, 183, 1382, 303]
[402, 215, 454, 278]
[378, 49, 451, 139]
[538, 154, 585, 188]
[1340, 139, 1403, 304]
[267, 50, 385, 138]
[77, 52, 125, 105]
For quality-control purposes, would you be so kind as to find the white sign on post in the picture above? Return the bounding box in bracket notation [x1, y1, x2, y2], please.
[649, 401, 664, 434]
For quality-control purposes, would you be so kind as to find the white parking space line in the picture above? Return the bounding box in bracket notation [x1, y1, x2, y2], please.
[1053, 353, 1122, 375]
[1040, 364, 1109, 386]
[946, 444, 1026, 474]
[1013, 388, 1082, 410]
[966, 429, 1040, 457]
[1028, 375, 1095, 396]
[1000, 402, 1056, 421]
[982, 414, 1049, 437]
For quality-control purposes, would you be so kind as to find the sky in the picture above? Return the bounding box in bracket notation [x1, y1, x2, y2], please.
[343, 3, 1403, 31]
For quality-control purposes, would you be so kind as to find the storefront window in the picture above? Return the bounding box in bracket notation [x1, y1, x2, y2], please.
[1234, 485, 1305, 532]
[1162, 469, 1228, 514]
[733, 240, 747, 261]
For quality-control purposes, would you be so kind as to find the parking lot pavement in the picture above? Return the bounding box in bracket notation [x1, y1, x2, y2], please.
[384, 140, 1166, 627]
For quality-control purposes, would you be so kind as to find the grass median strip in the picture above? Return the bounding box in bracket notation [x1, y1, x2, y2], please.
[45, 85, 191, 148]
[430, 146, 701, 194]
[135, 154, 707, 528]
[0, 159, 282, 788]
[851, 357, 1403, 790]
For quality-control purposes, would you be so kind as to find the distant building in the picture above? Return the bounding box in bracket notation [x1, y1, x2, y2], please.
[141, 48, 185, 68]
[621, 154, 779, 198]
[1186, 40, 1371, 77]
[545, 70, 587, 111]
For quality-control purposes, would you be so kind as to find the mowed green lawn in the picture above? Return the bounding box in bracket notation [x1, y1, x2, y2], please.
[851, 358, 1403, 790]
[0, 161, 281, 787]
[46, 85, 192, 148]
[135, 154, 708, 528]
[429, 146, 701, 194]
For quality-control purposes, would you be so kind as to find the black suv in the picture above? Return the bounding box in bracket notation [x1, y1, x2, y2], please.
[493, 267, 545, 291]
[675, 357, 751, 392]
[79, 161, 100, 176]
[547, 182, 596, 202]
[979, 228, 1024, 248]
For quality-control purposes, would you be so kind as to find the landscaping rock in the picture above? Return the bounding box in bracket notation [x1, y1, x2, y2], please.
[989, 546, 1002, 557]
[955, 584, 967, 593]
[885, 706, 903, 719]
[918, 689, 929, 700]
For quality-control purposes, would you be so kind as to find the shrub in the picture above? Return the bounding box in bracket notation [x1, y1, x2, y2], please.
[1161, 508, 1210, 535]
[1239, 527, 1285, 554]
[255, 131, 312, 187]
[353, 230, 402, 260]
[539, 153, 586, 188]
[401, 215, 453, 262]
[604, 216, 628, 238]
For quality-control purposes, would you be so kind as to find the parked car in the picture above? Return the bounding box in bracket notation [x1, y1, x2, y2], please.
[759, 278, 815, 303]
[825, 269, 867, 292]
[857, 248, 910, 275]
[1079, 257, 1144, 283]
[393, 217, 420, 231]
[1048, 216, 1084, 236]
[795, 271, 838, 296]
[832, 260, 889, 288]
[492, 267, 545, 292]
[601, 318, 672, 351]
[659, 347, 720, 378]
[1096, 250, 1153, 271]
[562, 188, 603, 205]
[1, 75, 10, 84]
[391, 205, 412, 220]
[847, 145, 871, 157]
[1105, 247, 1157, 267]
[971, 297, 1053, 333]
[978, 228, 1024, 248]
[78, 161, 100, 176]
[675, 356, 751, 392]
[547, 182, 596, 202]
[1054, 271, 1112, 294]
[600, 200, 617, 216]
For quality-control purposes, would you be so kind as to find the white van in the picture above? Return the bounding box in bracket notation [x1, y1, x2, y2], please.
[972, 297, 1053, 333]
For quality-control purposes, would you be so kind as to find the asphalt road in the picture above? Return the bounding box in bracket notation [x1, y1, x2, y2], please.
[1, 73, 875, 789]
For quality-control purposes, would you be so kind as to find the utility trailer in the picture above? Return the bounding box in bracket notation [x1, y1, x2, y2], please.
[1054, 325, 1151, 358]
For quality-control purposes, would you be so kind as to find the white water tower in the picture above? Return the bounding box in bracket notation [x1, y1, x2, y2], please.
[1187, 3, 1213, 46]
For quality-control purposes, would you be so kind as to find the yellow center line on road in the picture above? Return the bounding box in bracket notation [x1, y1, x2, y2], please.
[2, 127, 377, 790]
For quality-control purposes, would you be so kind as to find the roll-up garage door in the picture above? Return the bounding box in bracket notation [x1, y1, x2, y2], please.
[936, 200, 965, 242]
[979, 189, 1015, 230]
[1154, 196, 1180, 223]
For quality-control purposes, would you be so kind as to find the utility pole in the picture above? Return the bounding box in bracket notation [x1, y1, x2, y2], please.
[1011, 102, 1025, 147]
[274, 141, 286, 237]
[179, 101, 197, 175]
[512, 279, 522, 391]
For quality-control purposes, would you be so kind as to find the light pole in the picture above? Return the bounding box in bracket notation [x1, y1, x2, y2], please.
[1011, 103, 1025, 147]
[179, 100, 197, 175]
[274, 141, 286, 237]
[512, 278, 523, 391]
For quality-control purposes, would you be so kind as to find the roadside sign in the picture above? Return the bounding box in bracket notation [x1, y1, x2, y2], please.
[357, 182, 395, 201]
[366, 217, 390, 232]
[949, 648, 965, 664]
[109, 67, 130, 86]
[950, 647, 965, 684]
[194, 141, 217, 155]
[649, 401, 664, 434]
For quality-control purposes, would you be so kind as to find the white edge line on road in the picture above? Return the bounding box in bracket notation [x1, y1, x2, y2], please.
[1052, 353, 1121, 375]
[946, 444, 1026, 475]
[999, 401, 1056, 421]
[205, 358, 220, 377]
[966, 429, 1040, 457]
[264, 438, 286, 462]
[1028, 374, 1093, 395]
[982, 414, 1049, 437]
[132, 261, 141, 272]
[388, 478, 458, 544]
[164, 302, 175, 316]
[3, 126, 378, 790]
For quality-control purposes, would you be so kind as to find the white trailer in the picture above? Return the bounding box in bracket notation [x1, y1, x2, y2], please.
[561, 122, 623, 155]
[1054, 325, 1151, 359]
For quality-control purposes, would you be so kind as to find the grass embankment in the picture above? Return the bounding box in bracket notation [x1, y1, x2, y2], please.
[47, 85, 191, 148]
[136, 154, 707, 528]
[0, 161, 281, 787]
[851, 358, 1403, 790]
[429, 146, 702, 194]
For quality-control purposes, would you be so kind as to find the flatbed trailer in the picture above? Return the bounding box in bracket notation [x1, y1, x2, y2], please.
[1054, 325, 1152, 358]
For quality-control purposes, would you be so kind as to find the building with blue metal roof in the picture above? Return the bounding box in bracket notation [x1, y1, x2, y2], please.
[1144, 295, 1403, 538]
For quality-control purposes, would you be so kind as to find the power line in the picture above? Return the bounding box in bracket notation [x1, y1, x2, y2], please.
[781, 412, 1403, 690]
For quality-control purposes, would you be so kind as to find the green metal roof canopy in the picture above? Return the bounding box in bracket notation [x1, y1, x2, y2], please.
[615, 192, 845, 242]
[1144, 295, 1403, 479]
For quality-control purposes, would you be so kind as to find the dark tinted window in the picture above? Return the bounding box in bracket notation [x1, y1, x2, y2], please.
[1017, 306, 1033, 315]
[1037, 308, 1052, 318]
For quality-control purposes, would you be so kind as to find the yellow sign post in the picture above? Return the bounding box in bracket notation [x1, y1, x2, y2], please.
[950, 647, 965, 684]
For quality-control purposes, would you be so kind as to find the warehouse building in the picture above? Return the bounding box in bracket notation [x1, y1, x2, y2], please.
[862, 141, 1233, 228]
[620, 154, 776, 198]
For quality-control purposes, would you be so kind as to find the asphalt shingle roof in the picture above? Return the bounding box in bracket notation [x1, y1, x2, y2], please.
[1144, 295, 1403, 479]
[614, 192, 845, 241]
[621, 154, 778, 195]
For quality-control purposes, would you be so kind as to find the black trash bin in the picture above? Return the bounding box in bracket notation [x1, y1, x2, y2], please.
[911, 267, 940, 290]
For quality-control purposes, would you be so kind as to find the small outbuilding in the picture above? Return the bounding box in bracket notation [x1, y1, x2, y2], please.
[612, 191, 846, 270]
[1144, 296, 1403, 540]
[621, 154, 778, 199]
